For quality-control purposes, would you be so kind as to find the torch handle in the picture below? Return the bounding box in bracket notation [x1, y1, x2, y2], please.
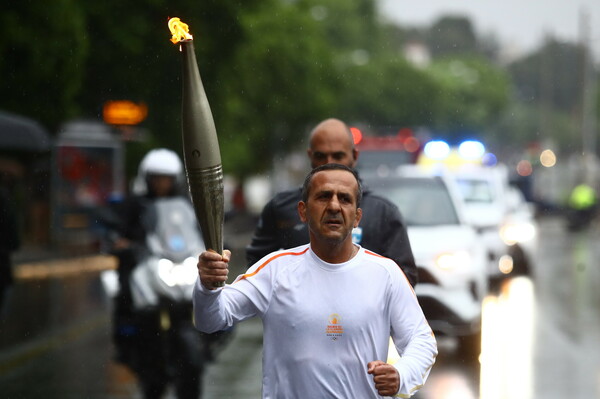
[186, 164, 225, 288]
[186, 164, 224, 249]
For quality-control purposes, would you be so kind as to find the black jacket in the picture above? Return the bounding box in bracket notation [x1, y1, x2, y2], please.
[245, 187, 418, 287]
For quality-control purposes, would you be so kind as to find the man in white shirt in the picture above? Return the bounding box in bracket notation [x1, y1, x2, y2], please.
[193, 163, 437, 398]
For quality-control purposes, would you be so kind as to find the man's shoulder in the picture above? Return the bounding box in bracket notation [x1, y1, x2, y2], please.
[248, 244, 310, 272]
[360, 248, 402, 272]
[361, 190, 399, 212]
[269, 188, 302, 207]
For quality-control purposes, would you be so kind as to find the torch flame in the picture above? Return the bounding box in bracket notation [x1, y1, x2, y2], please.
[168, 17, 193, 44]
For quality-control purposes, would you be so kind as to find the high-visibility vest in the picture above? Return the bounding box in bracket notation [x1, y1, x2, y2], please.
[569, 184, 597, 210]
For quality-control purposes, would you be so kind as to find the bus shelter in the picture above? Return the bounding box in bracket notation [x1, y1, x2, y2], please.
[51, 120, 124, 250]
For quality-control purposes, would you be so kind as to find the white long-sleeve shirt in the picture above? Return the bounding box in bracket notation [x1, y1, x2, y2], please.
[193, 244, 437, 398]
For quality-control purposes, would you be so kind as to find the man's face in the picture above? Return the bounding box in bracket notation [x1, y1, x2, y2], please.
[148, 174, 175, 197]
[307, 128, 358, 169]
[298, 170, 362, 245]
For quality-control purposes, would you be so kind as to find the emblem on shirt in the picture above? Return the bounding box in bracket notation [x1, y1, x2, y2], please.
[325, 313, 344, 340]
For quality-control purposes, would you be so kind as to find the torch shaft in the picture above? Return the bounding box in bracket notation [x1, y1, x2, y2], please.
[181, 40, 225, 287]
[186, 164, 224, 254]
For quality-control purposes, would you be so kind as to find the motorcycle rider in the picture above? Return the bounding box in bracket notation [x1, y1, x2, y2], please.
[106, 148, 230, 399]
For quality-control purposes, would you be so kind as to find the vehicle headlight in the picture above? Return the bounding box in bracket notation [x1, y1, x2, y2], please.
[500, 222, 536, 245]
[158, 257, 199, 287]
[435, 250, 471, 271]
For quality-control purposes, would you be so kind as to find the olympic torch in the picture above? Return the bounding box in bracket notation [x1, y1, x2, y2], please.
[168, 17, 224, 287]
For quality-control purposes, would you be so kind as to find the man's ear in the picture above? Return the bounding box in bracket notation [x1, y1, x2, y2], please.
[298, 201, 307, 222]
[354, 207, 362, 228]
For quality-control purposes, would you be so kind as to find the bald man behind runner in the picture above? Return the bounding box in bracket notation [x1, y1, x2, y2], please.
[246, 118, 418, 286]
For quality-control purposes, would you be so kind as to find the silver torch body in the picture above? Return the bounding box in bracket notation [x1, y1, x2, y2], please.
[180, 40, 225, 287]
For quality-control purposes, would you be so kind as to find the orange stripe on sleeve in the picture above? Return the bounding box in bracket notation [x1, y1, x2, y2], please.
[365, 249, 386, 258]
[235, 247, 310, 283]
[364, 250, 416, 296]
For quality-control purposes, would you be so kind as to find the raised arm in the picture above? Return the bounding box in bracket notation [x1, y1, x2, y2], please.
[193, 249, 262, 334]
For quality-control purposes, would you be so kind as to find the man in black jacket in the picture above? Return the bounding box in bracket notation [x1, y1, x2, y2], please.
[246, 118, 417, 287]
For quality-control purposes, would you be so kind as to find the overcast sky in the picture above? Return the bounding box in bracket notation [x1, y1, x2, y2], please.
[378, 0, 600, 59]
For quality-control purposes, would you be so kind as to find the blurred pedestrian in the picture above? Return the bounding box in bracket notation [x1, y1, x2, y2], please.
[0, 173, 20, 313]
[194, 164, 436, 398]
[246, 118, 418, 286]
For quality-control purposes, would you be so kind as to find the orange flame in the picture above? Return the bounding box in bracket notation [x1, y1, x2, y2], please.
[168, 17, 193, 44]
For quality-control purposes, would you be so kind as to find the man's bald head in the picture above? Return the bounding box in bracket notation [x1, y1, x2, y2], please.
[307, 118, 358, 169]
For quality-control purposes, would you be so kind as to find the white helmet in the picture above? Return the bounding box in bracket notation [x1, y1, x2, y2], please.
[139, 148, 183, 177]
[132, 148, 184, 195]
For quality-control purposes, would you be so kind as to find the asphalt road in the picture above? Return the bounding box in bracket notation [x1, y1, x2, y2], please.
[1, 214, 599, 398]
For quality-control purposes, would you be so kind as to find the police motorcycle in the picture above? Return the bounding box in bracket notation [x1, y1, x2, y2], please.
[128, 195, 209, 399]
[98, 149, 231, 399]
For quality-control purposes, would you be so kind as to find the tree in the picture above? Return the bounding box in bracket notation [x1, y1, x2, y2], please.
[76, 0, 263, 176]
[494, 102, 579, 152]
[0, 2, 529, 179]
[426, 56, 511, 136]
[508, 37, 585, 112]
[0, 0, 88, 130]
[505, 37, 600, 156]
[336, 55, 439, 128]
[293, 0, 441, 132]
[427, 16, 478, 59]
[214, 0, 339, 177]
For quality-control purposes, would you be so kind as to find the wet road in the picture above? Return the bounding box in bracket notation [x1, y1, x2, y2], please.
[1, 215, 599, 398]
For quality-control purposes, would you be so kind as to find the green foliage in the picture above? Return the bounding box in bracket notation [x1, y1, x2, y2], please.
[426, 56, 511, 133]
[493, 102, 580, 153]
[76, 0, 262, 173]
[0, 0, 88, 130]
[215, 0, 338, 177]
[504, 38, 596, 155]
[508, 38, 585, 112]
[336, 56, 439, 127]
[291, 0, 441, 131]
[3, 1, 595, 179]
[427, 16, 478, 59]
[296, 0, 378, 51]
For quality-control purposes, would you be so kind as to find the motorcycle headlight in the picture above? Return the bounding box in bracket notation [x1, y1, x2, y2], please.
[435, 250, 471, 271]
[158, 257, 198, 287]
[500, 222, 536, 245]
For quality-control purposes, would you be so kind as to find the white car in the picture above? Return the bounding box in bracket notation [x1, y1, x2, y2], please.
[364, 165, 488, 350]
[452, 164, 537, 281]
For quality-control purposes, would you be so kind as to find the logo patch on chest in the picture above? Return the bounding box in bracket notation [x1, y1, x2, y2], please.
[325, 313, 344, 340]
